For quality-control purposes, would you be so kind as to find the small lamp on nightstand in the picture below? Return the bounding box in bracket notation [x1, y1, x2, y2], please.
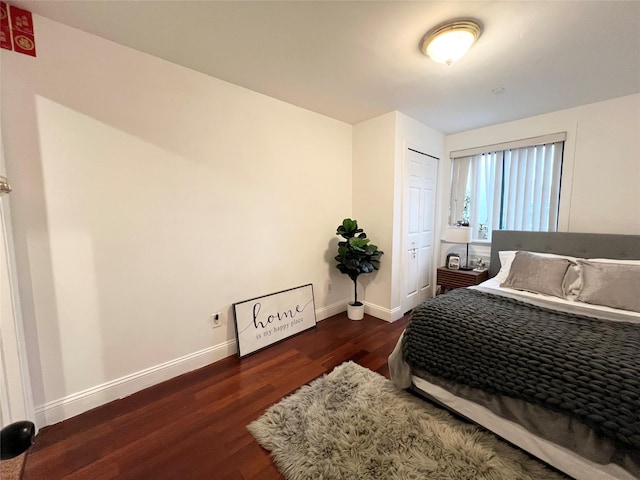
[444, 226, 473, 270]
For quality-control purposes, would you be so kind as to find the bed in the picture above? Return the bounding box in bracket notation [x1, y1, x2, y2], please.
[389, 230, 640, 480]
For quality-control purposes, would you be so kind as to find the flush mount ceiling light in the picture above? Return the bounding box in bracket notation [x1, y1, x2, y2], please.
[421, 20, 481, 65]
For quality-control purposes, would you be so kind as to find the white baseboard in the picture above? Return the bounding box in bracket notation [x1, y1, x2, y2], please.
[364, 302, 403, 322]
[34, 305, 350, 427]
[35, 339, 237, 427]
[318, 300, 402, 322]
[315, 300, 347, 321]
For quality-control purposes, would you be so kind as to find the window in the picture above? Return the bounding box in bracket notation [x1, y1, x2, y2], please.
[449, 133, 565, 240]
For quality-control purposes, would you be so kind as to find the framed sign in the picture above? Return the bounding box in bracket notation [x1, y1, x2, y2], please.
[233, 284, 317, 358]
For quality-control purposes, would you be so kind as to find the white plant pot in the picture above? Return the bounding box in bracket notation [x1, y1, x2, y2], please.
[347, 303, 365, 321]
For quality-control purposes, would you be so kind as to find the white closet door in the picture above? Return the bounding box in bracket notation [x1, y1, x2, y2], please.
[402, 149, 438, 314]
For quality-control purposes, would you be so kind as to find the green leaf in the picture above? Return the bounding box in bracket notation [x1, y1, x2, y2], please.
[342, 218, 357, 230]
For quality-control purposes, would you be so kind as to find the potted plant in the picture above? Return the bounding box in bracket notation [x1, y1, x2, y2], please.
[335, 218, 384, 320]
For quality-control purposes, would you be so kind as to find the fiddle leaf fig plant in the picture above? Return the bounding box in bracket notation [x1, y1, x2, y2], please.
[335, 218, 384, 306]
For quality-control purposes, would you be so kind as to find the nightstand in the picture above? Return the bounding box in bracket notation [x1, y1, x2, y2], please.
[436, 267, 489, 294]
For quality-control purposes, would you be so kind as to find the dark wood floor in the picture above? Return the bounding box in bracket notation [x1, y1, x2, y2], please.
[23, 312, 410, 479]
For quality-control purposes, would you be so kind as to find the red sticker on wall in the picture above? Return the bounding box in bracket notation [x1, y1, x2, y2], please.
[3, 4, 36, 56]
[0, 2, 10, 50]
[12, 31, 34, 56]
[9, 5, 33, 34]
[0, 24, 10, 50]
[0, 2, 8, 26]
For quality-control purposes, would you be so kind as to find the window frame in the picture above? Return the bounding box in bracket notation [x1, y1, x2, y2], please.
[449, 133, 567, 241]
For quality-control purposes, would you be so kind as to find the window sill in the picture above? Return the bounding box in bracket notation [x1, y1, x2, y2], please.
[440, 238, 491, 245]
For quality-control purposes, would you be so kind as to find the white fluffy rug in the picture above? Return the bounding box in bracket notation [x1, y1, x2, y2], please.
[248, 361, 568, 480]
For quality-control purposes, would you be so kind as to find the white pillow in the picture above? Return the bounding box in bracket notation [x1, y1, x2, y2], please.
[588, 258, 640, 265]
[562, 263, 582, 299]
[493, 250, 517, 283]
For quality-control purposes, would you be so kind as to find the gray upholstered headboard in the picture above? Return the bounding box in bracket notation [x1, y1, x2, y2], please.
[489, 230, 640, 277]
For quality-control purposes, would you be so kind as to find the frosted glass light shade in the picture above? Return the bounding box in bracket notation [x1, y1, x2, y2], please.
[422, 21, 481, 65]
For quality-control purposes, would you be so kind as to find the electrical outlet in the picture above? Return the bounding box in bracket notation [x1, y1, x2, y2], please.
[210, 312, 222, 328]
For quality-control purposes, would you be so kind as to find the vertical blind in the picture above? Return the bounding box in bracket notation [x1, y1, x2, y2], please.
[450, 136, 565, 238]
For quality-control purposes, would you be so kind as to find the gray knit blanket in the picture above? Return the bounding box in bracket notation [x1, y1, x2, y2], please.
[402, 288, 640, 451]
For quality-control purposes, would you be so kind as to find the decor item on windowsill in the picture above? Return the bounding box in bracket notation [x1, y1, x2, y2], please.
[444, 225, 473, 270]
[335, 218, 384, 321]
[478, 224, 488, 240]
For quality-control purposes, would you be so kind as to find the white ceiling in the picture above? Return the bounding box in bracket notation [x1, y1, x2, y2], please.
[14, 1, 640, 134]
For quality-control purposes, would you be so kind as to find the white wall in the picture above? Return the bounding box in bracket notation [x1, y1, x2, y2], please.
[352, 112, 396, 316]
[353, 112, 444, 321]
[440, 93, 640, 268]
[2, 16, 352, 426]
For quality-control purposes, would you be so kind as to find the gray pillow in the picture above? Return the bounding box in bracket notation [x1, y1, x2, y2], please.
[501, 251, 571, 298]
[577, 260, 640, 313]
